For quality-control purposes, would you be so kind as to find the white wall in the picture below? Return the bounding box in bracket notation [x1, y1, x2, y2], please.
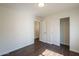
[0, 6, 34, 55]
[40, 8, 79, 53]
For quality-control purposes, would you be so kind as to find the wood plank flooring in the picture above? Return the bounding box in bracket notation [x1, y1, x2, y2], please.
[3, 39, 79, 56]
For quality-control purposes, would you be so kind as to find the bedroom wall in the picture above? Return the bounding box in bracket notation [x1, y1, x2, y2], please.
[0, 6, 34, 55]
[40, 8, 79, 53]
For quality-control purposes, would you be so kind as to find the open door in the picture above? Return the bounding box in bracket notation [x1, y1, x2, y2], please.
[60, 17, 70, 46]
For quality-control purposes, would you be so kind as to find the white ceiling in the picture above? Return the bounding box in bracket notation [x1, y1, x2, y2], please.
[0, 3, 79, 17]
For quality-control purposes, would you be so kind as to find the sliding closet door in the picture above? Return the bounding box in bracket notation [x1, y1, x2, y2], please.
[40, 20, 47, 43]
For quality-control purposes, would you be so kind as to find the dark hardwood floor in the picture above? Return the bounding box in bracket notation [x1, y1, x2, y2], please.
[3, 39, 79, 56]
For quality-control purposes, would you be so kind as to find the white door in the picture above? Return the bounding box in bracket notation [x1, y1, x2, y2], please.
[40, 20, 47, 43]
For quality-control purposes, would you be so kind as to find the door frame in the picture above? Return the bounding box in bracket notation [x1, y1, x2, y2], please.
[60, 17, 70, 47]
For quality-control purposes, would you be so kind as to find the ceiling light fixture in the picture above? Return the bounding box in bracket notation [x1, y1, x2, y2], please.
[38, 3, 44, 7]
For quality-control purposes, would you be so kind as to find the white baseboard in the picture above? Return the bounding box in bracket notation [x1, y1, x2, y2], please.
[70, 49, 79, 53]
[0, 42, 34, 56]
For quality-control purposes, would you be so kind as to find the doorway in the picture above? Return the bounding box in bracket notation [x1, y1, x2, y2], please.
[34, 21, 40, 40]
[34, 20, 40, 49]
[60, 17, 70, 49]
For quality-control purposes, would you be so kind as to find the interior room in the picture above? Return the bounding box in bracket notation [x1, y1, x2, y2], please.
[0, 3, 79, 56]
